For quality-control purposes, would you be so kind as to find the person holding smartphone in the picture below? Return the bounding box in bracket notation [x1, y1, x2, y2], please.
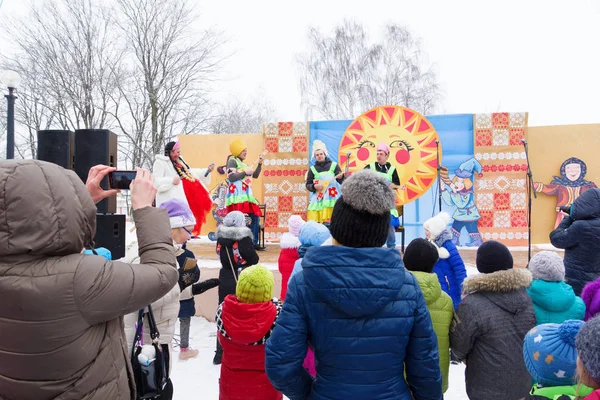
[153, 141, 215, 237]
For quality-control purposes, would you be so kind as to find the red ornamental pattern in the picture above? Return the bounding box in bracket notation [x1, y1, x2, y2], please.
[478, 210, 494, 228]
[494, 193, 510, 210]
[511, 210, 528, 227]
[279, 196, 293, 212]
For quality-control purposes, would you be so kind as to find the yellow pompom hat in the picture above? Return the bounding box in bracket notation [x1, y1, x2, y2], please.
[236, 264, 274, 304]
[229, 138, 247, 157]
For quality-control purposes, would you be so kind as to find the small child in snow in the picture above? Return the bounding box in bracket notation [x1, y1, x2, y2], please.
[527, 251, 585, 325]
[523, 320, 593, 399]
[216, 264, 283, 400]
[278, 215, 305, 301]
[423, 211, 467, 309]
[575, 316, 600, 399]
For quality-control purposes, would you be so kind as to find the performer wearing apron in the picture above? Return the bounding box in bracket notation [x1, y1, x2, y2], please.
[364, 142, 401, 248]
[306, 140, 344, 224]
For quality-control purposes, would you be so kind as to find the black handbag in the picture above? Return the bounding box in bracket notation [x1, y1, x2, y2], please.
[131, 304, 172, 400]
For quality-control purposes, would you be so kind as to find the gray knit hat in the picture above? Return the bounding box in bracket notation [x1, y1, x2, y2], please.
[529, 251, 565, 281]
[329, 169, 395, 248]
[223, 211, 246, 228]
[576, 315, 600, 386]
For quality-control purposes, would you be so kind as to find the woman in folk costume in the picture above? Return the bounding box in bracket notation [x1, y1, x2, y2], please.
[153, 141, 214, 236]
[305, 140, 344, 224]
[225, 138, 264, 247]
[440, 158, 483, 247]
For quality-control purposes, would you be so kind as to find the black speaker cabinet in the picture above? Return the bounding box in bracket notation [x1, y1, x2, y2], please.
[37, 130, 75, 169]
[95, 214, 126, 260]
[74, 129, 118, 213]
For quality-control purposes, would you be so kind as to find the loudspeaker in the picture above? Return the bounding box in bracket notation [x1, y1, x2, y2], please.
[95, 214, 126, 260]
[75, 129, 118, 213]
[37, 130, 75, 169]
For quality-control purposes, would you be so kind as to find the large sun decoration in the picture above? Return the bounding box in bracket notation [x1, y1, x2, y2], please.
[338, 105, 441, 206]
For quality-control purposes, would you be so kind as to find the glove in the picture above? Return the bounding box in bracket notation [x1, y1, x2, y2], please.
[192, 278, 220, 295]
[178, 266, 200, 292]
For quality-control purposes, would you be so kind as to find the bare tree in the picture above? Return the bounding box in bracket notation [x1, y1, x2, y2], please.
[113, 0, 225, 168]
[210, 93, 276, 134]
[297, 20, 439, 119]
[4, 0, 122, 132]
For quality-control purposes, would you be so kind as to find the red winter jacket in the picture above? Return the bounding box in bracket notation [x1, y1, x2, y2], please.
[586, 389, 600, 399]
[278, 233, 301, 301]
[217, 295, 283, 400]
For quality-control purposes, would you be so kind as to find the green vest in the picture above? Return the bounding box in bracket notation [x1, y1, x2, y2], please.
[369, 163, 398, 218]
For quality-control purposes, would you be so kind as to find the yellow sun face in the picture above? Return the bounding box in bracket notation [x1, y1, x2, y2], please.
[338, 105, 441, 205]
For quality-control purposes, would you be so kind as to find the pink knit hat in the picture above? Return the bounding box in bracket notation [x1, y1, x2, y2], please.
[377, 142, 389, 154]
[288, 215, 306, 236]
[173, 141, 181, 150]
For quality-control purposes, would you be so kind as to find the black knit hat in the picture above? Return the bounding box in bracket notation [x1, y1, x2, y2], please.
[329, 169, 395, 248]
[476, 240, 513, 273]
[404, 238, 439, 273]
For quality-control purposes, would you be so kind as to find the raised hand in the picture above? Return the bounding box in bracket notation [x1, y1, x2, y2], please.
[130, 168, 157, 210]
[86, 164, 119, 204]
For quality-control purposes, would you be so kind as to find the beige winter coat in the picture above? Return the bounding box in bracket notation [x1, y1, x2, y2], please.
[0, 160, 178, 400]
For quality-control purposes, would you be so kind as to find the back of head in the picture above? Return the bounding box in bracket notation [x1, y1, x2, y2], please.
[523, 320, 584, 387]
[298, 221, 331, 247]
[329, 169, 395, 248]
[223, 211, 246, 228]
[571, 187, 600, 220]
[404, 238, 439, 273]
[0, 160, 96, 257]
[288, 215, 306, 237]
[476, 240, 513, 273]
[528, 251, 565, 282]
[576, 316, 600, 387]
[236, 264, 274, 304]
[423, 211, 452, 240]
[159, 198, 196, 228]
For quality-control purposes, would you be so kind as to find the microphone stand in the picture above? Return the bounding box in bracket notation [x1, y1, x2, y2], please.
[522, 139, 537, 264]
[435, 140, 442, 213]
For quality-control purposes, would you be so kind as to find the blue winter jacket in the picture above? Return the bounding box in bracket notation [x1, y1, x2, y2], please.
[527, 279, 586, 324]
[432, 230, 467, 309]
[550, 188, 600, 296]
[265, 246, 442, 400]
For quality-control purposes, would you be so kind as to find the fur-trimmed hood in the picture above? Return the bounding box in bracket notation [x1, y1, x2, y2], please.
[463, 268, 532, 295]
[430, 229, 453, 259]
[279, 232, 301, 249]
[217, 225, 253, 241]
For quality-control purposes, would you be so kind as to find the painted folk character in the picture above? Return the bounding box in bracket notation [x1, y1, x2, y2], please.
[364, 142, 403, 249]
[440, 158, 483, 247]
[305, 140, 344, 224]
[153, 141, 214, 236]
[534, 157, 597, 229]
[225, 138, 265, 249]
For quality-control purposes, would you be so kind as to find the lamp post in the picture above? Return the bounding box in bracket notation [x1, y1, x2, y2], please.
[1, 70, 21, 159]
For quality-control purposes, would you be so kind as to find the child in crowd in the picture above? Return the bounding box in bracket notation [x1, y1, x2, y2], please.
[450, 240, 536, 400]
[278, 215, 305, 300]
[576, 316, 600, 399]
[582, 278, 600, 321]
[423, 211, 467, 309]
[403, 238, 454, 394]
[290, 221, 332, 279]
[216, 265, 283, 400]
[523, 320, 593, 399]
[527, 251, 585, 324]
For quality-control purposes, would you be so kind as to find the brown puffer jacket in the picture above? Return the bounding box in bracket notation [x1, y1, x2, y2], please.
[0, 160, 178, 400]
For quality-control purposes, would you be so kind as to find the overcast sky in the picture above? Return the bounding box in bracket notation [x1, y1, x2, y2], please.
[1, 0, 599, 127]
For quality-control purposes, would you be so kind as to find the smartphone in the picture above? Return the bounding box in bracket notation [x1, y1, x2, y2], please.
[108, 170, 137, 190]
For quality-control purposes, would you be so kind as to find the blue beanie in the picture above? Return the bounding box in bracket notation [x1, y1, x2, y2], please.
[83, 247, 112, 260]
[523, 320, 584, 387]
[298, 221, 331, 247]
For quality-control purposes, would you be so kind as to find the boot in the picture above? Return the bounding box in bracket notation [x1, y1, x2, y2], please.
[451, 228, 461, 246]
[466, 233, 483, 247]
[179, 347, 199, 361]
[213, 338, 223, 365]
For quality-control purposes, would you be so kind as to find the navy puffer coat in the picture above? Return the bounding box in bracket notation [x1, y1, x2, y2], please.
[265, 246, 442, 400]
[550, 188, 600, 296]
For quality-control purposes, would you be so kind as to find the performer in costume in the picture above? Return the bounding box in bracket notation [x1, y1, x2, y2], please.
[152, 141, 214, 236]
[225, 138, 264, 248]
[305, 140, 344, 224]
[364, 142, 401, 249]
[441, 158, 483, 247]
[534, 157, 597, 229]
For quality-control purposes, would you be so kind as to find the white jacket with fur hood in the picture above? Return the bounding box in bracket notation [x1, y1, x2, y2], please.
[152, 154, 211, 208]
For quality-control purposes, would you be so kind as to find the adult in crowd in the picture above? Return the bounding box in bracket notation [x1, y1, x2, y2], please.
[305, 140, 344, 225]
[0, 161, 178, 400]
[527, 251, 585, 324]
[450, 240, 536, 400]
[364, 142, 402, 248]
[265, 169, 442, 400]
[153, 140, 214, 236]
[225, 138, 264, 249]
